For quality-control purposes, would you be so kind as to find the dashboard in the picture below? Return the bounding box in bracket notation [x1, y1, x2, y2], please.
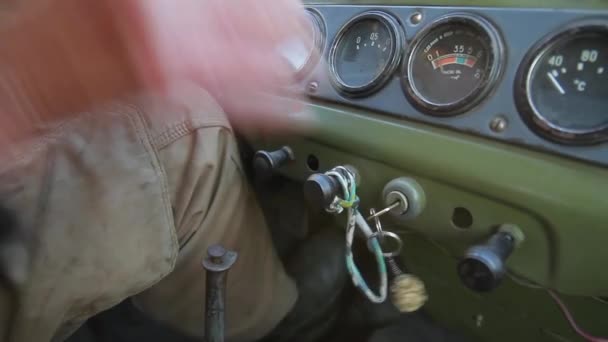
[294, 5, 608, 166]
[250, 2, 608, 340]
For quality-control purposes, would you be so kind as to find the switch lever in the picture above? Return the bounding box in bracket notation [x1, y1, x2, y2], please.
[457, 225, 524, 292]
[202, 244, 238, 342]
[253, 146, 294, 181]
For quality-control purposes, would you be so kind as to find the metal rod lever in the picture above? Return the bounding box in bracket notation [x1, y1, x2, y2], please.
[202, 244, 238, 342]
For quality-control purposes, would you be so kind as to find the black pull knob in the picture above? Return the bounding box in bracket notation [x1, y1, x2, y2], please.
[457, 231, 516, 292]
[303, 173, 341, 211]
[253, 146, 294, 181]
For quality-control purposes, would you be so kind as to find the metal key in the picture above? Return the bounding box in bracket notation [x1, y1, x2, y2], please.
[366, 201, 401, 221]
[366, 191, 409, 221]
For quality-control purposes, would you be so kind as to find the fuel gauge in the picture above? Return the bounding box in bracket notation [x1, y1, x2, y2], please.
[329, 11, 404, 96]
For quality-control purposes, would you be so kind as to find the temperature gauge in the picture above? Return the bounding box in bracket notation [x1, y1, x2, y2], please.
[403, 14, 504, 115]
[517, 21, 608, 144]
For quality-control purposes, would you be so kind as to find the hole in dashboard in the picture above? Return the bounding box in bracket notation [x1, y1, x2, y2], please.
[307, 154, 320, 171]
[452, 207, 473, 229]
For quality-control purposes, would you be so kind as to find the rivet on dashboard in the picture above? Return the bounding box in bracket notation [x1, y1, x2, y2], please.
[409, 12, 423, 25]
[490, 116, 508, 133]
[307, 81, 319, 94]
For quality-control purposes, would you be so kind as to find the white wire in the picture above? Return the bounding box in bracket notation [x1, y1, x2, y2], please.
[355, 211, 374, 238]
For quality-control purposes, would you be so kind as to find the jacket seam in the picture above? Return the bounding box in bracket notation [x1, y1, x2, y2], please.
[123, 107, 179, 290]
[151, 119, 232, 150]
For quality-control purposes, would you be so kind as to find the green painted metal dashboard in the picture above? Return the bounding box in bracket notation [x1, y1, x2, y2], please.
[250, 1, 608, 341]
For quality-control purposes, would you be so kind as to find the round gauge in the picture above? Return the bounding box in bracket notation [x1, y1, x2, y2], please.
[329, 11, 404, 96]
[293, 9, 326, 80]
[404, 14, 504, 115]
[516, 20, 608, 144]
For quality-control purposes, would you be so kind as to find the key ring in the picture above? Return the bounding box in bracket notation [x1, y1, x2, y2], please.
[368, 208, 384, 239]
[367, 208, 403, 257]
[367, 231, 403, 257]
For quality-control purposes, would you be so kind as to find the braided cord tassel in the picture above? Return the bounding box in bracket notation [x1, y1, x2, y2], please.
[345, 206, 388, 303]
[326, 166, 388, 304]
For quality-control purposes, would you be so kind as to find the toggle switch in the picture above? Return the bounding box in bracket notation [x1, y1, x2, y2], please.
[303, 165, 359, 212]
[303, 173, 341, 211]
[457, 224, 524, 292]
[253, 146, 294, 181]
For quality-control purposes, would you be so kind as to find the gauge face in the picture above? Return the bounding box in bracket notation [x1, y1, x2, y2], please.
[329, 12, 403, 96]
[519, 24, 608, 144]
[404, 15, 503, 115]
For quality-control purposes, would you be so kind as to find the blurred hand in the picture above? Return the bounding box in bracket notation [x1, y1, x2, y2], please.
[0, 0, 314, 143]
[118, 0, 314, 129]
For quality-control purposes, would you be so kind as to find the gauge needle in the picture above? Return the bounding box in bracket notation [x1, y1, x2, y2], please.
[547, 72, 566, 95]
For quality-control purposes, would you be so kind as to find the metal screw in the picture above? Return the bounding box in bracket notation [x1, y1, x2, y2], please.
[490, 116, 508, 133]
[410, 12, 423, 25]
[386, 256, 403, 277]
[475, 314, 484, 328]
[307, 81, 319, 94]
[207, 244, 227, 264]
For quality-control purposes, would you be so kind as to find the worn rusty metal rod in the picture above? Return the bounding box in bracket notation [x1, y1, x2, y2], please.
[202, 244, 238, 342]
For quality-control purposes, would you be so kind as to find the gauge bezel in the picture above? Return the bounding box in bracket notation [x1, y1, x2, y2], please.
[515, 19, 608, 145]
[295, 8, 327, 81]
[402, 13, 505, 116]
[328, 11, 405, 97]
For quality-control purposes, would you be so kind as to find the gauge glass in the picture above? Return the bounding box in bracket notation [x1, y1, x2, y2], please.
[525, 30, 608, 138]
[292, 9, 325, 79]
[405, 15, 502, 114]
[329, 12, 402, 95]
